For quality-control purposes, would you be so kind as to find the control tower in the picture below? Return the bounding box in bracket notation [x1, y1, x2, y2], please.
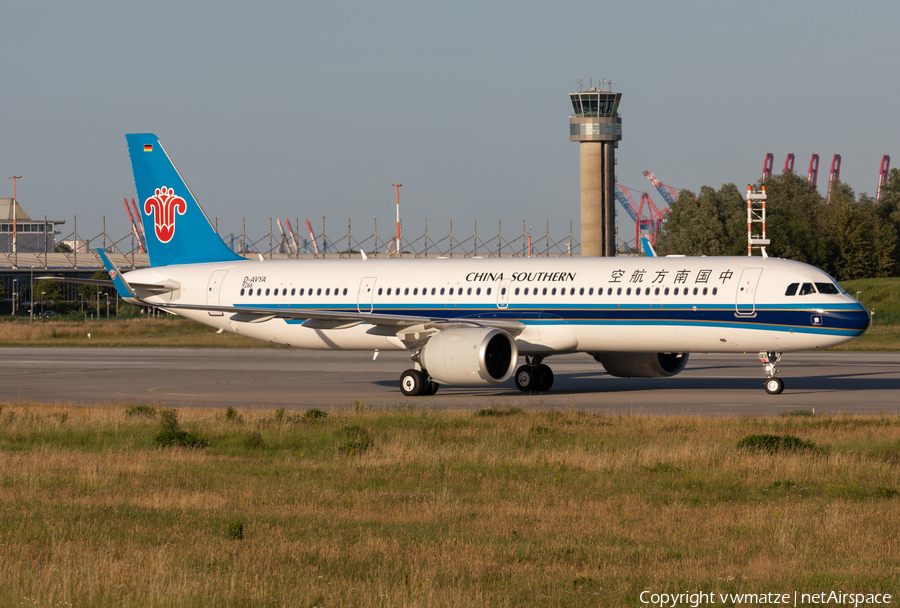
[569, 83, 622, 256]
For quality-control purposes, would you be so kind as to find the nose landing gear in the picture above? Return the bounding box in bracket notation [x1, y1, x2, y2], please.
[759, 351, 784, 394]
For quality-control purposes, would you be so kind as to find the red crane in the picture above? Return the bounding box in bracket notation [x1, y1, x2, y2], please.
[762, 153, 774, 182]
[807, 154, 819, 191]
[784, 153, 794, 174]
[877, 155, 891, 202]
[826, 154, 841, 204]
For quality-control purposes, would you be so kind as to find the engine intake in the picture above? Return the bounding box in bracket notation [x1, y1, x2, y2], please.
[592, 352, 689, 378]
[421, 328, 517, 386]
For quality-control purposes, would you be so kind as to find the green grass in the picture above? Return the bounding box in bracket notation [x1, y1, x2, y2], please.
[1, 403, 899, 606]
[840, 277, 900, 325]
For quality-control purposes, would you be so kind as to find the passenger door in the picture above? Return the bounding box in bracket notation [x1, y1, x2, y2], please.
[206, 270, 228, 316]
[735, 268, 763, 316]
[496, 279, 511, 309]
[357, 277, 376, 313]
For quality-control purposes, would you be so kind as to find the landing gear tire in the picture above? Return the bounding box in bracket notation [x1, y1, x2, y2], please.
[764, 377, 784, 395]
[400, 369, 425, 396]
[536, 364, 554, 392]
[515, 365, 537, 392]
[424, 379, 439, 395]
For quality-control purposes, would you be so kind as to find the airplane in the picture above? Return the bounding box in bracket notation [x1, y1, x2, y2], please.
[43, 134, 870, 397]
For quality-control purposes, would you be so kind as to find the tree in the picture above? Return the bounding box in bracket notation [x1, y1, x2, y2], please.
[655, 184, 745, 256]
[54, 242, 72, 253]
[78, 271, 110, 303]
[825, 190, 899, 280]
[34, 280, 64, 304]
[761, 172, 829, 268]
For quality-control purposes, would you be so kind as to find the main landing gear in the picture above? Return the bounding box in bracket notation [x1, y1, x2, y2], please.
[759, 351, 784, 395]
[399, 369, 440, 397]
[514, 357, 554, 392]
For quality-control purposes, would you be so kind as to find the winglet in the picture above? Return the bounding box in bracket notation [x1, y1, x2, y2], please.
[96, 249, 137, 299]
[641, 237, 657, 257]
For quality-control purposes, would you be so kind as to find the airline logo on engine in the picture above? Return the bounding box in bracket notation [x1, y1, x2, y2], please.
[144, 186, 187, 244]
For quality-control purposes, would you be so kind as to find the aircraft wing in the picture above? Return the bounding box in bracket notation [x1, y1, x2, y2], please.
[36, 275, 179, 293]
[147, 301, 526, 335]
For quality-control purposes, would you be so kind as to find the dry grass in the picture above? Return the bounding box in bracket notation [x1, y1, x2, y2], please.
[0, 317, 279, 348]
[0, 402, 898, 606]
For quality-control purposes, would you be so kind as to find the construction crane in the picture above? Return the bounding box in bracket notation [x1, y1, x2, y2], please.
[784, 153, 795, 174]
[642, 170, 679, 205]
[807, 154, 819, 191]
[614, 185, 665, 253]
[762, 153, 774, 182]
[877, 155, 891, 202]
[826, 154, 841, 204]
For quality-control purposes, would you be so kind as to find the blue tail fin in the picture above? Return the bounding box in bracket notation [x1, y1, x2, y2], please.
[126, 133, 242, 266]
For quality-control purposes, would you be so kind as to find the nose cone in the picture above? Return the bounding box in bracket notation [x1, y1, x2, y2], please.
[831, 300, 871, 335]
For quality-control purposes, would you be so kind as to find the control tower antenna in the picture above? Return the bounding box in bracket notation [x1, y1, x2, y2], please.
[569, 81, 622, 256]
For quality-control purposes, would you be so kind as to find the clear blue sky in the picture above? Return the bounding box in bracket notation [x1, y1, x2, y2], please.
[2, 1, 898, 244]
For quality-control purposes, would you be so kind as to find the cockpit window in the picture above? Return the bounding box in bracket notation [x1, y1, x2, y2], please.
[815, 282, 840, 295]
[785, 283, 798, 296]
[798, 283, 816, 296]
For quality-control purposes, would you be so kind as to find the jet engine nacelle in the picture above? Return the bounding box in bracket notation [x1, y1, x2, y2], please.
[592, 352, 689, 378]
[422, 327, 517, 386]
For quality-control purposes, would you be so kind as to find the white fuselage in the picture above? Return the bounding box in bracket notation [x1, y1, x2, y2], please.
[123, 255, 869, 355]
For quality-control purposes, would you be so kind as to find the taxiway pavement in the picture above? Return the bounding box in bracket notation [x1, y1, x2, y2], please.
[1, 348, 898, 416]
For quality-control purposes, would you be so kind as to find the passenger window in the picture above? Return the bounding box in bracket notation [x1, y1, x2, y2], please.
[665, 288, 669, 295]
[626, 288, 632, 295]
[404, 288, 409, 295]
[440, 288, 445, 295]
[413, 288, 418, 295]
[589, 288, 594, 295]
[524, 287, 529, 295]
[579, 288, 584, 295]
[674, 288, 679, 295]
[635, 287, 641, 295]
[292, 288, 296, 296]
[468, 288, 473, 295]
[654, 287, 659, 295]
[543, 288, 548, 295]
[617, 287, 622, 295]
[265, 288, 270, 296]
[712, 287, 717, 295]
[514, 288, 519, 295]
[476, 288, 481, 295]
[343, 288, 348, 295]
[487, 288, 492, 295]
[449, 288, 454, 296]
[693, 288, 698, 296]
[326, 288, 330, 296]
[608, 288, 613, 295]
[501, 287, 506, 295]
[815, 282, 840, 294]
[785, 283, 798, 296]
[386, 288, 391, 295]
[431, 288, 436, 295]
[299, 288, 304, 296]
[240, 288, 245, 296]
[317, 288, 322, 296]
[552, 288, 557, 296]
[702, 287, 707, 295]
[799, 283, 816, 295]
[378, 288, 382, 295]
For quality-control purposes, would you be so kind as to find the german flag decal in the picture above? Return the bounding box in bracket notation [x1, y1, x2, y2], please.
[144, 144, 153, 152]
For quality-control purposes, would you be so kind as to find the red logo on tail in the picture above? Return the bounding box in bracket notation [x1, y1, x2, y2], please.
[144, 187, 187, 244]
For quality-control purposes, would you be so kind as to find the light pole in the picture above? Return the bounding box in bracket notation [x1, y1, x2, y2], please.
[391, 183, 402, 255]
[103, 293, 109, 320]
[12, 279, 16, 317]
[41, 291, 45, 318]
[8, 175, 21, 260]
[856, 291, 862, 301]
